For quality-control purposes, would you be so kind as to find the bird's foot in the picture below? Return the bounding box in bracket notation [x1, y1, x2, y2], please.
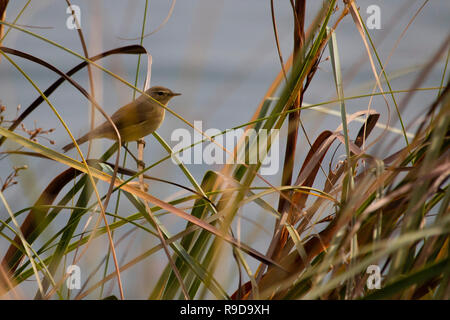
[137, 139, 146, 148]
[136, 159, 146, 169]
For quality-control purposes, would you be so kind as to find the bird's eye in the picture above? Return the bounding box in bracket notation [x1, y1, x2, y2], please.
[157, 92, 164, 96]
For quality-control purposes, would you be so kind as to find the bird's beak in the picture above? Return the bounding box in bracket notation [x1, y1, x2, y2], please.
[171, 92, 181, 96]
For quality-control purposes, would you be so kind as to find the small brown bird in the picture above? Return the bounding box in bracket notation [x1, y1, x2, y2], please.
[62, 86, 180, 152]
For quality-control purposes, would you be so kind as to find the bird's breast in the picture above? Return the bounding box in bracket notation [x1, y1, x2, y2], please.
[119, 107, 165, 142]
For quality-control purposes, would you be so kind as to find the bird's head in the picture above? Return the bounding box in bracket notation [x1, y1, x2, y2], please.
[146, 86, 181, 104]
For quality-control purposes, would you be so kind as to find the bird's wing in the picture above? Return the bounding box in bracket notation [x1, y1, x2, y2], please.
[110, 99, 149, 129]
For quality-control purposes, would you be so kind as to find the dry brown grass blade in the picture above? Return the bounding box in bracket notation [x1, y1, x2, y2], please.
[64, 0, 96, 158]
[117, 0, 176, 40]
[249, 2, 348, 287]
[233, 217, 340, 299]
[100, 160, 216, 208]
[0, 47, 118, 138]
[260, 2, 307, 283]
[232, 112, 383, 299]
[0, 157, 281, 293]
[0, 165, 85, 276]
[137, 138, 190, 300]
[270, 0, 287, 81]
[292, 131, 333, 210]
[271, 131, 333, 263]
[0, 261, 20, 298]
[2, 126, 284, 272]
[271, 113, 378, 262]
[102, 167, 284, 268]
[0, 45, 147, 147]
[100, 170, 283, 269]
[297, 113, 380, 236]
[0, 0, 7, 54]
[275, 0, 305, 232]
[0, 150, 52, 160]
[0, 46, 126, 298]
[256, 144, 445, 299]
[416, 81, 450, 137]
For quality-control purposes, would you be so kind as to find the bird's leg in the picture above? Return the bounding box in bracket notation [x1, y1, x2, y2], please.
[137, 139, 146, 192]
[138, 138, 146, 148]
[122, 144, 145, 168]
[136, 138, 146, 169]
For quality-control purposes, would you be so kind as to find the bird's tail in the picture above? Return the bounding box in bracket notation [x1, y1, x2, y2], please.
[62, 134, 91, 152]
